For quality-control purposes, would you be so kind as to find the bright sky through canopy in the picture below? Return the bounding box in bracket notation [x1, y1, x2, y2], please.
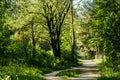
[73, 0, 93, 18]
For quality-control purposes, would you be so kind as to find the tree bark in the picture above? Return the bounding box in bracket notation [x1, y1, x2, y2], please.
[31, 22, 36, 58]
[71, 0, 76, 61]
[43, 0, 71, 58]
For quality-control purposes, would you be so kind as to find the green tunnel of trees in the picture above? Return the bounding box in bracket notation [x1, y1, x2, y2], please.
[0, 0, 120, 80]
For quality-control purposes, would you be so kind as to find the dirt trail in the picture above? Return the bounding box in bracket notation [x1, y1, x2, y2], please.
[44, 60, 100, 80]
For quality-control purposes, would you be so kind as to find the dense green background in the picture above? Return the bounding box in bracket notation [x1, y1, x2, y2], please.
[0, 0, 120, 80]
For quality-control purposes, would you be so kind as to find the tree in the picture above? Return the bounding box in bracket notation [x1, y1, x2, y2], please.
[0, 0, 10, 56]
[91, 0, 120, 68]
[71, 0, 76, 61]
[8, 0, 46, 58]
[41, 0, 71, 58]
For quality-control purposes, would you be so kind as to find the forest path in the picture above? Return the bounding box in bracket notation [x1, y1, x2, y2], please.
[44, 60, 100, 80]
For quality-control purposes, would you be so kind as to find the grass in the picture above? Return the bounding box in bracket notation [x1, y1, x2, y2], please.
[92, 58, 120, 80]
[0, 55, 82, 80]
[76, 60, 83, 66]
[97, 77, 120, 80]
[0, 63, 46, 80]
[0, 56, 46, 80]
[0, 50, 82, 80]
[97, 68, 120, 80]
[56, 70, 81, 78]
[56, 59, 82, 78]
[96, 61, 120, 80]
[93, 59, 102, 64]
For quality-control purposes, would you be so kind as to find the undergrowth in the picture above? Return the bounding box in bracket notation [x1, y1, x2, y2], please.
[97, 61, 120, 80]
[56, 70, 81, 78]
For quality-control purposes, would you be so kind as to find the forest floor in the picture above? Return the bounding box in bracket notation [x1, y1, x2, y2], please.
[44, 60, 100, 80]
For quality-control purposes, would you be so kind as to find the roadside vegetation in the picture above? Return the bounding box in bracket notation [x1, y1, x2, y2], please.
[97, 62, 120, 80]
[0, 0, 120, 80]
[56, 70, 81, 79]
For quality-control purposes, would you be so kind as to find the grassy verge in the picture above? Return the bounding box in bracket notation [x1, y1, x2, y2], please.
[0, 56, 47, 80]
[94, 59, 120, 80]
[93, 59, 120, 80]
[93, 59, 102, 64]
[0, 54, 82, 80]
[56, 70, 81, 79]
[0, 63, 46, 80]
[97, 65, 120, 80]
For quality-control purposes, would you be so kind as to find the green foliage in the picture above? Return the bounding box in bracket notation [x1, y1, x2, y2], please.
[0, 0, 7, 55]
[0, 56, 45, 80]
[0, 63, 45, 80]
[90, 0, 120, 69]
[27, 51, 55, 68]
[28, 50, 81, 71]
[97, 77, 120, 80]
[97, 62, 120, 80]
[41, 0, 71, 58]
[0, 0, 83, 79]
[56, 70, 81, 78]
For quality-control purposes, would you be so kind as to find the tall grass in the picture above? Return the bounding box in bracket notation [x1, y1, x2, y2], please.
[97, 62, 120, 80]
[56, 70, 81, 78]
[0, 62, 45, 80]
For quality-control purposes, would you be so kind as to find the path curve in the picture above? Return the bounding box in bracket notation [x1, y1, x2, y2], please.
[44, 60, 100, 80]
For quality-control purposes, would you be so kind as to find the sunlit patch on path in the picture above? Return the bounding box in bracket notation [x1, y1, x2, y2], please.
[44, 60, 100, 80]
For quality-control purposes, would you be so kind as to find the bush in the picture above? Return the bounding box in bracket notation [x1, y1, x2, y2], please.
[97, 62, 120, 80]
[0, 63, 45, 80]
[27, 50, 55, 68]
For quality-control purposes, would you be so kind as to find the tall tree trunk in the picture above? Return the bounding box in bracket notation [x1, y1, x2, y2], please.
[71, 0, 76, 61]
[57, 35, 61, 57]
[50, 34, 61, 58]
[96, 46, 99, 59]
[102, 50, 104, 64]
[22, 38, 28, 59]
[43, 0, 71, 58]
[72, 27, 76, 60]
[31, 23, 36, 58]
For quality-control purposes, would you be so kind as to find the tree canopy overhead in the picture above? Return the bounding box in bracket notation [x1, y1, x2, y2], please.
[0, 0, 120, 79]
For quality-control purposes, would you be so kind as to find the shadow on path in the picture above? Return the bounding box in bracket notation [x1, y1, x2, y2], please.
[44, 60, 100, 80]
